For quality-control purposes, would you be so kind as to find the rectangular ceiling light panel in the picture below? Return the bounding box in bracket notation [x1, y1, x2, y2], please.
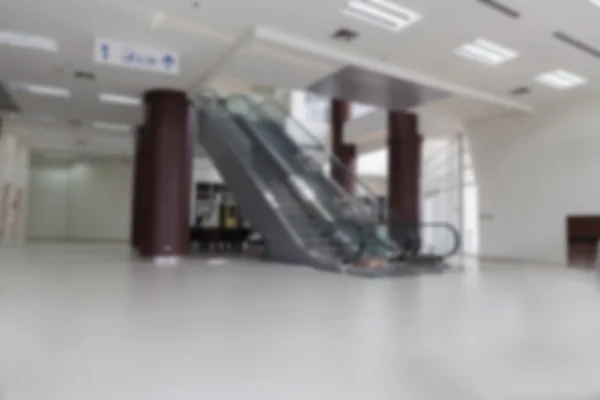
[12, 82, 70, 98]
[535, 69, 586, 89]
[455, 38, 518, 66]
[342, 0, 421, 32]
[99, 93, 141, 106]
[0, 30, 58, 52]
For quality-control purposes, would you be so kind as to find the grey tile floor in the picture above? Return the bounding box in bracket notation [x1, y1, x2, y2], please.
[2, 243, 600, 399]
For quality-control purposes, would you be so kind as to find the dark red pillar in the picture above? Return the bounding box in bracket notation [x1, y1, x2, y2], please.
[131, 126, 144, 249]
[134, 90, 191, 258]
[387, 111, 421, 227]
[330, 98, 357, 193]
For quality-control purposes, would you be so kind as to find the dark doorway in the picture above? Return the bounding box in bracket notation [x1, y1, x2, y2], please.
[567, 215, 600, 267]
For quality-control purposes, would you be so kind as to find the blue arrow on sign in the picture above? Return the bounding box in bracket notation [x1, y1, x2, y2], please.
[100, 43, 110, 61]
[162, 54, 175, 71]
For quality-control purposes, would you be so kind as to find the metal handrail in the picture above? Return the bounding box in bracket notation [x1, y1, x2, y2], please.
[191, 90, 345, 265]
[236, 95, 382, 221]
[255, 96, 463, 261]
[225, 95, 375, 221]
[199, 89, 462, 263]
[386, 218, 462, 260]
[197, 91, 368, 264]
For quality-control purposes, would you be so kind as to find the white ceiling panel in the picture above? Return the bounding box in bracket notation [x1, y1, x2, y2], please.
[3, 0, 600, 157]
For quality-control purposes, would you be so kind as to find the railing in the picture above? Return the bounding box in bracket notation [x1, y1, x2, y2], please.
[198, 90, 463, 262]
[193, 90, 368, 264]
[253, 98, 383, 222]
[225, 95, 403, 260]
[227, 94, 465, 260]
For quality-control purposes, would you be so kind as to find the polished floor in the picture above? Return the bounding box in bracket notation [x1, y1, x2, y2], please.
[2, 244, 600, 399]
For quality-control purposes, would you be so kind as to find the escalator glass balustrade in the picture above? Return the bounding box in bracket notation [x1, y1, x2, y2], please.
[193, 90, 460, 275]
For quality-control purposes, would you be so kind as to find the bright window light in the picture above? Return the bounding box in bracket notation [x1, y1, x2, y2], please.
[93, 121, 131, 132]
[357, 148, 388, 176]
[590, 0, 600, 7]
[455, 38, 518, 66]
[0, 30, 58, 52]
[535, 69, 587, 89]
[98, 93, 141, 106]
[342, 0, 421, 32]
[12, 82, 70, 98]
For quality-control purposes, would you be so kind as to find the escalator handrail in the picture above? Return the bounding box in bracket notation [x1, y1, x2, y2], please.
[195, 90, 367, 264]
[243, 95, 383, 219]
[388, 216, 462, 259]
[229, 108, 368, 264]
[248, 96, 463, 262]
[231, 112, 368, 265]
[199, 90, 461, 263]
[190, 90, 336, 264]
[226, 94, 407, 258]
[418, 221, 462, 259]
[226, 94, 405, 258]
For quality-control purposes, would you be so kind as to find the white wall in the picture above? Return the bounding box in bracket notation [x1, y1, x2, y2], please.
[468, 95, 600, 264]
[28, 165, 69, 239]
[29, 156, 223, 241]
[67, 162, 132, 241]
[0, 121, 30, 246]
[27, 159, 133, 242]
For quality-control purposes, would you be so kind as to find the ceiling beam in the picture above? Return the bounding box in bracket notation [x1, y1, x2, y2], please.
[253, 25, 533, 114]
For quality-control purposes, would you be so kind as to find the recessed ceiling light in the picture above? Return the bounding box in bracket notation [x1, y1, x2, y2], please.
[535, 69, 587, 89]
[455, 38, 518, 66]
[93, 121, 131, 132]
[590, 0, 600, 8]
[12, 82, 70, 98]
[0, 30, 58, 52]
[98, 93, 141, 106]
[341, 0, 421, 32]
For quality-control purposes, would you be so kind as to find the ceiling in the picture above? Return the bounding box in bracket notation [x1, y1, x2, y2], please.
[2, 0, 600, 157]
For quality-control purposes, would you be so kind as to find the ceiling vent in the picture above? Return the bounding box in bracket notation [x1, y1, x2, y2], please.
[510, 86, 530, 96]
[478, 0, 521, 19]
[74, 70, 96, 81]
[332, 28, 359, 42]
[553, 31, 600, 60]
[0, 81, 20, 113]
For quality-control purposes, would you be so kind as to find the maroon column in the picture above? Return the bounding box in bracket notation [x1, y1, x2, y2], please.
[136, 90, 191, 258]
[131, 126, 144, 249]
[330, 98, 357, 193]
[387, 110, 422, 227]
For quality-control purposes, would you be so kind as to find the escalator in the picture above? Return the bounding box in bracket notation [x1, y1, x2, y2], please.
[192, 90, 460, 276]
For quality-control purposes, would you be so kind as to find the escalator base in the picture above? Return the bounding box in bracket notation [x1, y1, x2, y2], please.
[341, 260, 451, 278]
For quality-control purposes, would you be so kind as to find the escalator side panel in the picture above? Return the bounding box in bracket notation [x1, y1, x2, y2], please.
[196, 109, 336, 269]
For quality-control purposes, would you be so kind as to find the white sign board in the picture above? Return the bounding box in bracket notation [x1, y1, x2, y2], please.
[94, 38, 180, 75]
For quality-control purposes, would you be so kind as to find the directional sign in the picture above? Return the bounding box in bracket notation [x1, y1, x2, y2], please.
[94, 38, 180, 75]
